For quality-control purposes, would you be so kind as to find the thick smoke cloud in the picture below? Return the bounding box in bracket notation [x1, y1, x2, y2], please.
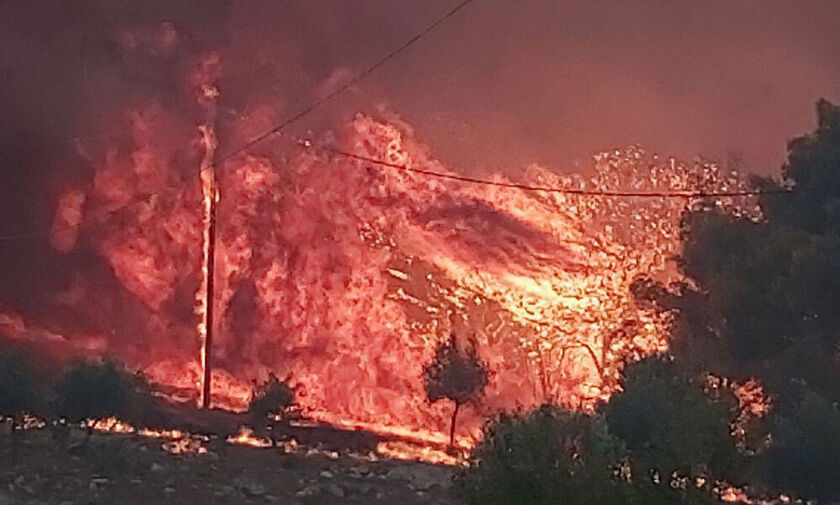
[1, 0, 838, 349]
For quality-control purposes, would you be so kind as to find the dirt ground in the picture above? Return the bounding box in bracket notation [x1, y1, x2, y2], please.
[0, 428, 459, 505]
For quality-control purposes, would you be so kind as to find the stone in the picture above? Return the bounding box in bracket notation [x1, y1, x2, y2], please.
[295, 486, 318, 498]
[238, 481, 266, 498]
[327, 484, 345, 498]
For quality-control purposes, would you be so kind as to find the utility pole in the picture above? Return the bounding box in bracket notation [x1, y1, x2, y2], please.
[199, 162, 218, 409]
[197, 71, 220, 409]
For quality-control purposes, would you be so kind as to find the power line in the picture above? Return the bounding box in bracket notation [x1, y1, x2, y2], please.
[217, 0, 479, 163]
[316, 144, 793, 199]
[0, 0, 481, 244]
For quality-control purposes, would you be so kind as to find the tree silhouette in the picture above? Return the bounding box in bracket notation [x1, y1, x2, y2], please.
[248, 373, 295, 446]
[636, 100, 840, 502]
[423, 334, 488, 448]
[457, 405, 716, 505]
[0, 348, 45, 466]
[54, 359, 157, 444]
[603, 356, 741, 484]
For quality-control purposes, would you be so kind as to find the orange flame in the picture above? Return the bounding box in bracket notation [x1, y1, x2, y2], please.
[35, 51, 760, 453]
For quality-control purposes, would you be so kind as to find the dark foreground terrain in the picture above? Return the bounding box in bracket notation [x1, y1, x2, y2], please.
[0, 428, 458, 505]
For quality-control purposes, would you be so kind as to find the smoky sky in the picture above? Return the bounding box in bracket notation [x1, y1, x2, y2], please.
[1, 0, 839, 312]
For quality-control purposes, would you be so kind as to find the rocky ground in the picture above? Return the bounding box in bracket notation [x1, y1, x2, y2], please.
[0, 428, 459, 505]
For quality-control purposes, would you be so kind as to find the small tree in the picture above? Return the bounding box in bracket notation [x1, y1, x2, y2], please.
[53, 359, 156, 443]
[423, 335, 489, 448]
[248, 373, 295, 446]
[0, 349, 45, 465]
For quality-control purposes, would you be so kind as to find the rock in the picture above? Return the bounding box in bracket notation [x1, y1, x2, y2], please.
[264, 495, 280, 503]
[327, 484, 345, 498]
[164, 486, 176, 495]
[238, 481, 266, 498]
[318, 470, 333, 479]
[295, 486, 318, 498]
[215, 485, 236, 496]
[150, 462, 166, 474]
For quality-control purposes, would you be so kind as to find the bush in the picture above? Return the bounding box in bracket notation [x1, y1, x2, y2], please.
[0, 348, 44, 421]
[0, 347, 46, 465]
[248, 373, 295, 444]
[457, 405, 718, 505]
[54, 359, 159, 432]
[456, 406, 625, 505]
[603, 356, 740, 481]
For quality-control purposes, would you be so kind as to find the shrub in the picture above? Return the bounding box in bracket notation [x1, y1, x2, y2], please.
[0, 347, 46, 465]
[248, 373, 295, 445]
[54, 359, 159, 437]
[457, 405, 718, 505]
[456, 406, 625, 505]
[603, 356, 740, 481]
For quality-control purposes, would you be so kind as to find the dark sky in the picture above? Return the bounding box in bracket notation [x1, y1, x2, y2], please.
[4, 1, 840, 173]
[350, 0, 840, 175]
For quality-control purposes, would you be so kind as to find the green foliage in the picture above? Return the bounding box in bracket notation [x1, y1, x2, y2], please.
[668, 100, 840, 403]
[54, 359, 159, 427]
[0, 348, 44, 421]
[603, 356, 740, 480]
[644, 99, 840, 502]
[766, 390, 840, 503]
[457, 405, 717, 505]
[456, 406, 625, 505]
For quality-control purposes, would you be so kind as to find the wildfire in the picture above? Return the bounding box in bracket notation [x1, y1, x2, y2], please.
[376, 440, 463, 466]
[26, 46, 760, 454]
[226, 427, 273, 448]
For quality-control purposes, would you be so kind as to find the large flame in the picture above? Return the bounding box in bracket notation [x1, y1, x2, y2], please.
[3, 51, 759, 447]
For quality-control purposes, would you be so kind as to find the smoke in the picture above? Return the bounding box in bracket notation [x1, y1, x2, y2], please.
[0, 0, 833, 436]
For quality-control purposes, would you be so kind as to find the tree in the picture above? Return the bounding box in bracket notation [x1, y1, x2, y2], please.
[423, 335, 489, 448]
[248, 373, 295, 446]
[603, 356, 742, 484]
[0, 348, 45, 465]
[456, 405, 716, 505]
[766, 389, 840, 503]
[637, 100, 840, 502]
[662, 100, 840, 404]
[53, 359, 157, 442]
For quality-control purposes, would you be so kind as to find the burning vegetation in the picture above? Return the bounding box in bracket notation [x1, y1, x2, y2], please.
[2, 7, 840, 505]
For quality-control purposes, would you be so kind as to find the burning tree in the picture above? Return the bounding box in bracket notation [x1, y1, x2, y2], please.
[247, 373, 295, 446]
[423, 335, 489, 448]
